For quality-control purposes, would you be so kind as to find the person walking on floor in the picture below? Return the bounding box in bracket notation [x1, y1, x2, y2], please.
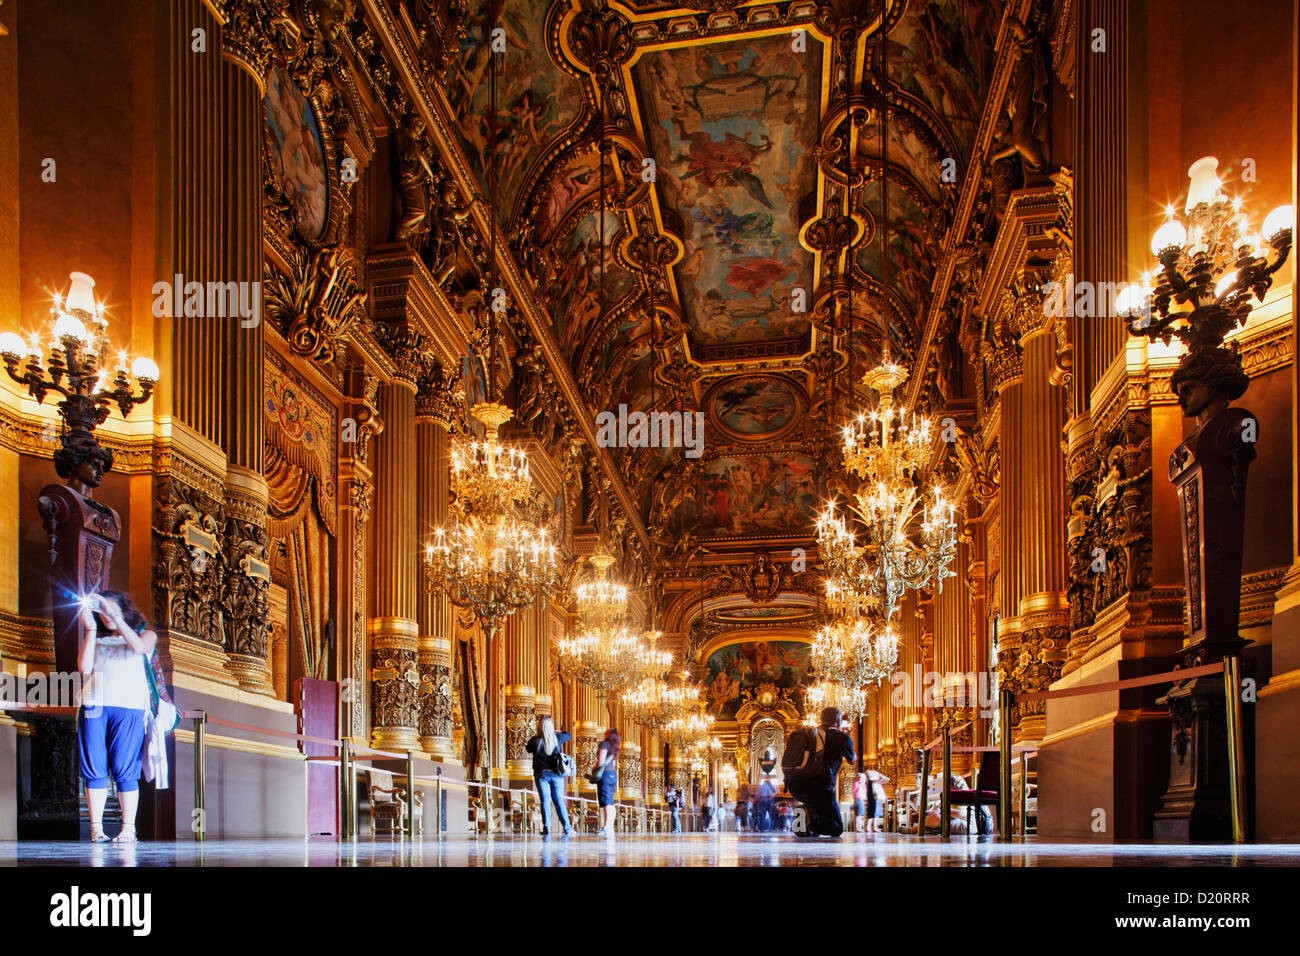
[782, 706, 857, 838]
[525, 715, 572, 837]
[591, 728, 620, 836]
[853, 772, 868, 832]
[866, 768, 889, 832]
[668, 786, 681, 832]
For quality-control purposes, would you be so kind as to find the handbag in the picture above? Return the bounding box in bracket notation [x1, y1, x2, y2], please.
[556, 750, 576, 777]
[141, 652, 180, 734]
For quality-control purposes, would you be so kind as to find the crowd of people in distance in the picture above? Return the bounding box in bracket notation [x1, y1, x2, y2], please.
[522, 706, 990, 841]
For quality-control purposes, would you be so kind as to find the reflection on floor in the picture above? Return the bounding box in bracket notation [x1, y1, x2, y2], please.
[3, 833, 1299, 867]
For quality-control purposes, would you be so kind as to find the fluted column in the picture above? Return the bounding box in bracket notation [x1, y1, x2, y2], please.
[1071, 0, 1132, 419]
[895, 591, 924, 779]
[415, 385, 456, 758]
[645, 731, 665, 804]
[218, 15, 272, 695]
[369, 380, 420, 752]
[1012, 316, 1071, 742]
[993, 333, 1027, 737]
[618, 742, 642, 802]
[937, 533, 976, 773]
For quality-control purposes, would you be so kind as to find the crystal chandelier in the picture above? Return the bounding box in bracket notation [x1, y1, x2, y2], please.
[804, 678, 868, 724]
[622, 662, 701, 731]
[557, 552, 644, 695]
[815, 344, 959, 621]
[688, 735, 721, 775]
[663, 709, 715, 750]
[1120, 156, 1293, 357]
[423, 400, 568, 630]
[811, 613, 897, 691]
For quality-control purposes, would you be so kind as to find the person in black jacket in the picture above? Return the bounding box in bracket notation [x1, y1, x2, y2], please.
[786, 707, 856, 838]
[525, 716, 572, 836]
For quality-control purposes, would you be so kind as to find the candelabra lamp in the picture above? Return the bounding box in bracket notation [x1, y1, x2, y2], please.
[1122, 158, 1293, 842]
[1, 272, 159, 837]
[1, 272, 158, 492]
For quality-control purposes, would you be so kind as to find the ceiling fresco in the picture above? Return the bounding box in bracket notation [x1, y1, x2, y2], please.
[443, 0, 1005, 574]
[637, 34, 821, 349]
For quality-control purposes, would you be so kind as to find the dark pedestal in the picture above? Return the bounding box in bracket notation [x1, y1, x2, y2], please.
[1154, 405, 1256, 840]
[1153, 646, 1255, 842]
[16, 715, 80, 839]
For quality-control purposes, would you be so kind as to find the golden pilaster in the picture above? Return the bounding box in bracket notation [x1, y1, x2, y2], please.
[504, 683, 536, 782]
[1012, 319, 1071, 743]
[369, 381, 420, 752]
[575, 720, 600, 796]
[666, 746, 689, 794]
[645, 730, 665, 804]
[415, 389, 456, 758]
[618, 741, 642, 802]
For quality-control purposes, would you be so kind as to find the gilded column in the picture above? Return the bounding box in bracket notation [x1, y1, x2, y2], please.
[1011, 298, 1071, 742]
[667, 746, 689, 794]
[645, 731, 665, 804]
[219, 5, 272, 695]
[575, 717, 600, 798]
[992, 316, 1027, 739]
[876, 677, 898, 797]
[368, 378, 420, 752]
[937, 533, 976, 774]
[415, 373, 456, 758]
[618, 741, 642, 803]
[895, 591, 924, 779]
[151, 0, 234, 686]
[1071, 0, 1132, 419]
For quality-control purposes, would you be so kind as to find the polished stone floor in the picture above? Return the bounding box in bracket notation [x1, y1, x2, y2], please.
[3, 832, 1298, 866]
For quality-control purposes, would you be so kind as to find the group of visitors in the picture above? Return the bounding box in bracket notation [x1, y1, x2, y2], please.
[525, 718, 621, 837]
[733, 779, 797, 832]
[524, 705, 974, 842]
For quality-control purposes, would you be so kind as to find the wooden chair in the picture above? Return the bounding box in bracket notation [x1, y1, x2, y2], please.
[368, 769, 422, 834]
[946, 751, 999, 835]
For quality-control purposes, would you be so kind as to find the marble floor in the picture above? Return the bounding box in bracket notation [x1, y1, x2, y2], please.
[3, 832, 1298, 867]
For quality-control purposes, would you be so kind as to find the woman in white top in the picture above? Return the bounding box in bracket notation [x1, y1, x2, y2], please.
[77, 590, 157, 843]
[865, 768, 889, 832]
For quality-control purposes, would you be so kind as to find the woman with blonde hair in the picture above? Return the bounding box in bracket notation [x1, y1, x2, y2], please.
[525, 715, 572, 836]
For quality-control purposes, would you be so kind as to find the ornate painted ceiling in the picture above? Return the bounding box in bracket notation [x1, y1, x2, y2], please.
[443, 0, 1003, 563]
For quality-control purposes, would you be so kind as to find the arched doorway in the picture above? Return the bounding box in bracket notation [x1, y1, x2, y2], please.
[749, 717, 785, 786]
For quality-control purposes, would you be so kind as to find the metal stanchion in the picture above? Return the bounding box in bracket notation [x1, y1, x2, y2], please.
[917, 748, 931, 836]
[405, 750, 416, 840]
[999, 690, 1013, 841]
[484, 772, 492, 836]
[193, 712, 207, 842]
[1224, 655, 1247, 843]
[339, 737, 350, 839]
[1019, 751, 1028, 837]
[435, 767, 443, 838]
[940, 727, 952, 839]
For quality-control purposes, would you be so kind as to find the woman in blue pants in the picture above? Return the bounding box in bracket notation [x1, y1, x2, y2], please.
[77, 590, 157, 844]
[525, 716, 572, 836]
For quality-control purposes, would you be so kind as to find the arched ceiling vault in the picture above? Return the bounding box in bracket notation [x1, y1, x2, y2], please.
[447, 0, 1004, 626]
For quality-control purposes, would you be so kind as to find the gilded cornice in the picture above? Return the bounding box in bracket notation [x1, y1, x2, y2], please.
[905, 0, 1039, 409]
[0, 609, 54, 666]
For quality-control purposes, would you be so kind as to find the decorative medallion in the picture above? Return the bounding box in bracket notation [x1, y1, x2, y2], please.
[264, 65, 329, 240]
[705, 375, 804, 441]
